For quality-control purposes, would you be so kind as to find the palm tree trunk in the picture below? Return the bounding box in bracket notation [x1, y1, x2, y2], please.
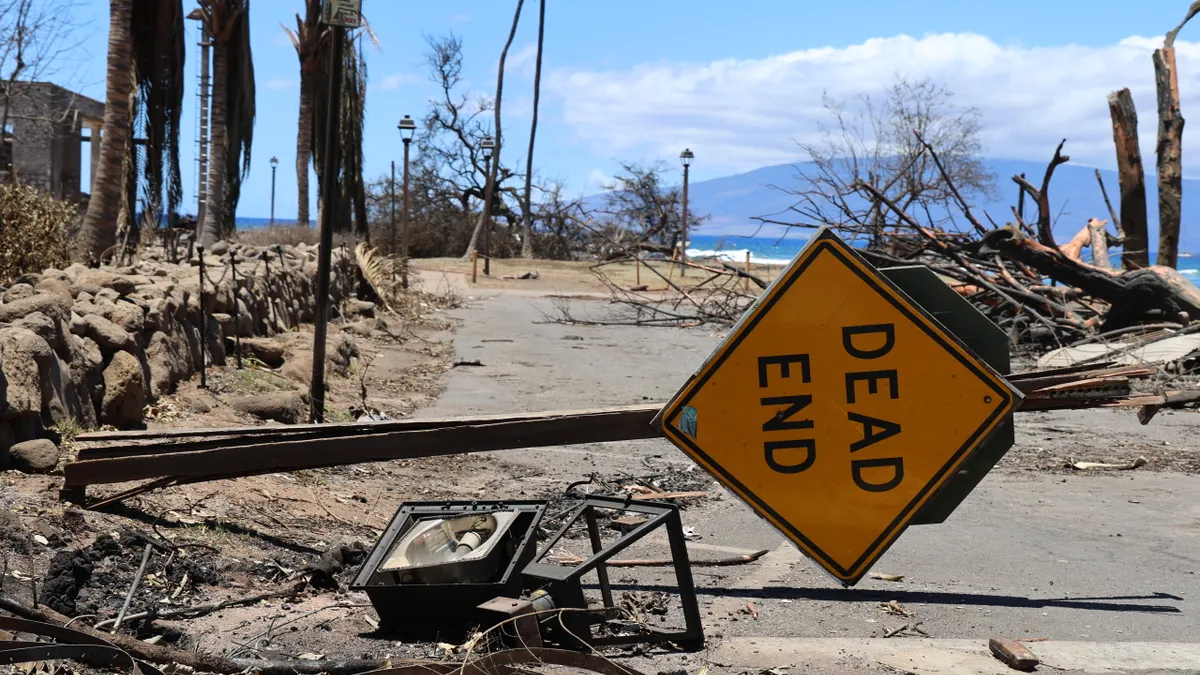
[199, 42, 228, 247]
[80, 0, 134, 260]
[296, 68, 312, 227]
[463, 0, 524, 259]
[520, 0, 546, 259]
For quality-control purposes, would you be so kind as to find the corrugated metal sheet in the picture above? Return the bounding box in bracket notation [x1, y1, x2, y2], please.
[1038, 334, 1200, 369]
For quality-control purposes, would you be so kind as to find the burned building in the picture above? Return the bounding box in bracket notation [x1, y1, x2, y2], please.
[0, 81, 105, 200]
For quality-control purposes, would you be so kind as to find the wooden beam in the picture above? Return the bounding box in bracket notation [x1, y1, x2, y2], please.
[64, 406, 662, 487]
[76, 406, 657, 458]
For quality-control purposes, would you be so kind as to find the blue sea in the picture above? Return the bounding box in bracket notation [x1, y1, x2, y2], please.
[234, 219, 1199, 278]
[686, 233, 1200, 278]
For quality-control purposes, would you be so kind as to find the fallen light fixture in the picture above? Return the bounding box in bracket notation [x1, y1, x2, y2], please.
[352, 501, 546, 626]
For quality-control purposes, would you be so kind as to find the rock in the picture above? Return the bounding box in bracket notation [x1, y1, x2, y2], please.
[100, 300, 145, 334]
[63, 262, 89, 282]
[281, 354, 313, 387]
[0, 293, 71, 324]
[68, 312, 87, 337]
[0, 420, 12, 469]
[208, 241, 229, 256]
[0, 327, 52, 419]
[3, 283, 36, 302]
[35, 278, 73, 302]
[14, 311, 57, 343]
[68, 283, 103, 299]
[67, 337, 101, 429]
[81, 314, 135, 355]
[145, 322, 193, 397]
[13, 272, 42, 287]
[100, 350, 145, 428]
[9, 438, 58, 473]
[205, 314, 226, 366]
[76, 269, 138, 296]
[230, 391, 305, 424]
[344, 299, 376, 318]
[343, 319, 375, 338]
[241, 337, 286, 368]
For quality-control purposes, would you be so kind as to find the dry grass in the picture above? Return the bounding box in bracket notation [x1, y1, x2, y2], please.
[234, 224, 322, 248]
[0, 184, 78, 283]
[418, 255, 783, 293]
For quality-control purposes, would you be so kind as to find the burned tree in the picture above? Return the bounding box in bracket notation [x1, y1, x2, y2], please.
[1152, 1, 1200, 269]
[764, 76, 995, 248]
[1107, 88, 1149, 269]
[592, 161, 706, 259]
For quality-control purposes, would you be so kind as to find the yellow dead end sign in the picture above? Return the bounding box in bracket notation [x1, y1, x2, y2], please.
[653, 228, 1022, 585]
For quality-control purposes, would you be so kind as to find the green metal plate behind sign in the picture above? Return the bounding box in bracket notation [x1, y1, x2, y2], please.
[880, 266, 1015, 525]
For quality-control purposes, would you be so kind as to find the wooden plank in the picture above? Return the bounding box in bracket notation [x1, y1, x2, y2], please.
[64, 406, 662, 487]
[76, 405, 659, 459]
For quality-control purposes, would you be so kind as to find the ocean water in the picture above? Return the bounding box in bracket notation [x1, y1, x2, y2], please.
[234, 219, 1199, 278]
[686, 233, 1200, 277]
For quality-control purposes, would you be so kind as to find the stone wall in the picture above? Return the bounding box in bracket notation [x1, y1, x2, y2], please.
[0, 241, 364, 468]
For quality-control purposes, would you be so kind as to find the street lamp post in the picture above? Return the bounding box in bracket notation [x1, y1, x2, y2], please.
[679, 148, 694, 277]
[480, 135, 496, 277]
[269, 156, 279, 225]
[398, 115, 417, 289]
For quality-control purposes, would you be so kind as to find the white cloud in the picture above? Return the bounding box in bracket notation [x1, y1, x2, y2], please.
[375, 73, 419, 91]
[266, 77, 296, 90]
[585, 169, 611, 193]
[546, 33, 1200, 175]
[507, 43, 539, 74]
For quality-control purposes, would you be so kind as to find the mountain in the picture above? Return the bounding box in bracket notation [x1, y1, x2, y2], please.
[650, 159, 1200, 254]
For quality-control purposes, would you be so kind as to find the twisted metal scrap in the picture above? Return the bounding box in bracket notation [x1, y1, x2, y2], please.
[0, 616, 165, 675]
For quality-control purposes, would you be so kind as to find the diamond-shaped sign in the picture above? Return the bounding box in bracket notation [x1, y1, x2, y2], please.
[653, 229, 1022, 585]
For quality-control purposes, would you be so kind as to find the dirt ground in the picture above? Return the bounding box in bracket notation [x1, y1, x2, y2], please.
[2, 257, 1199, 674]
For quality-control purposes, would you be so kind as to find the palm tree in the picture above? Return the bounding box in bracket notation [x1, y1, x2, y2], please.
[464, 0, 525, 259]
[311, 20, 375, 236]
[282, 0, 323, 228]
[131, 0, 186, 237]
[198, 0, 255, 247]
[79, 0, 135, 260]
[520, 0, 546, 259]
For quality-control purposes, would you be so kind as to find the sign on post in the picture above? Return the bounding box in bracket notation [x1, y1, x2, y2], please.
[321, 0, 362, 27]
[653, 228, 1022, 585]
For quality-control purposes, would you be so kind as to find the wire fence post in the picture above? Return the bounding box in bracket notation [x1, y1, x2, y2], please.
[197, 245, 207, 389]
[230, 250, 242, 370]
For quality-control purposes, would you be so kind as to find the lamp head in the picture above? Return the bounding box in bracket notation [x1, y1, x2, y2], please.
[398, 115, 417, 142]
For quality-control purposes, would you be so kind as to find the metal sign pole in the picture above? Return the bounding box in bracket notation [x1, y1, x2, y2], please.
[310, 20, 347, 423]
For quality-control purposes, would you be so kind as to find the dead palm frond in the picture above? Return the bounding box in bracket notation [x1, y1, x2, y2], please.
[131, 0, 185, 229]
[354, 242, 401, 310]
[313, 24, 373, 236]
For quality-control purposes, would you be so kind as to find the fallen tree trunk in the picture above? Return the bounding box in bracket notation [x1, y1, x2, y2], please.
[979, 227, 1200, 328]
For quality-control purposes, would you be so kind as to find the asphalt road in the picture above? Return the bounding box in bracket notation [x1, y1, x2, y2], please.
[414, 288, 1200, 674]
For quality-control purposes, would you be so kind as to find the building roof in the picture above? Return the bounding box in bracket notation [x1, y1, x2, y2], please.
[5, 81, 105, 123]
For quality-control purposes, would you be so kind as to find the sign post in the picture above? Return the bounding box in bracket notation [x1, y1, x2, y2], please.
[653, 228, 1022, 585]
[309, 1, 355, 422]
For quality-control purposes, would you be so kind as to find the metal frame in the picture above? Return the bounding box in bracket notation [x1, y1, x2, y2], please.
[522, 496, 704, 649]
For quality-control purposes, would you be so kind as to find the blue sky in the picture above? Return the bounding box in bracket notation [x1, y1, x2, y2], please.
[65, 0, 1200, 220]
